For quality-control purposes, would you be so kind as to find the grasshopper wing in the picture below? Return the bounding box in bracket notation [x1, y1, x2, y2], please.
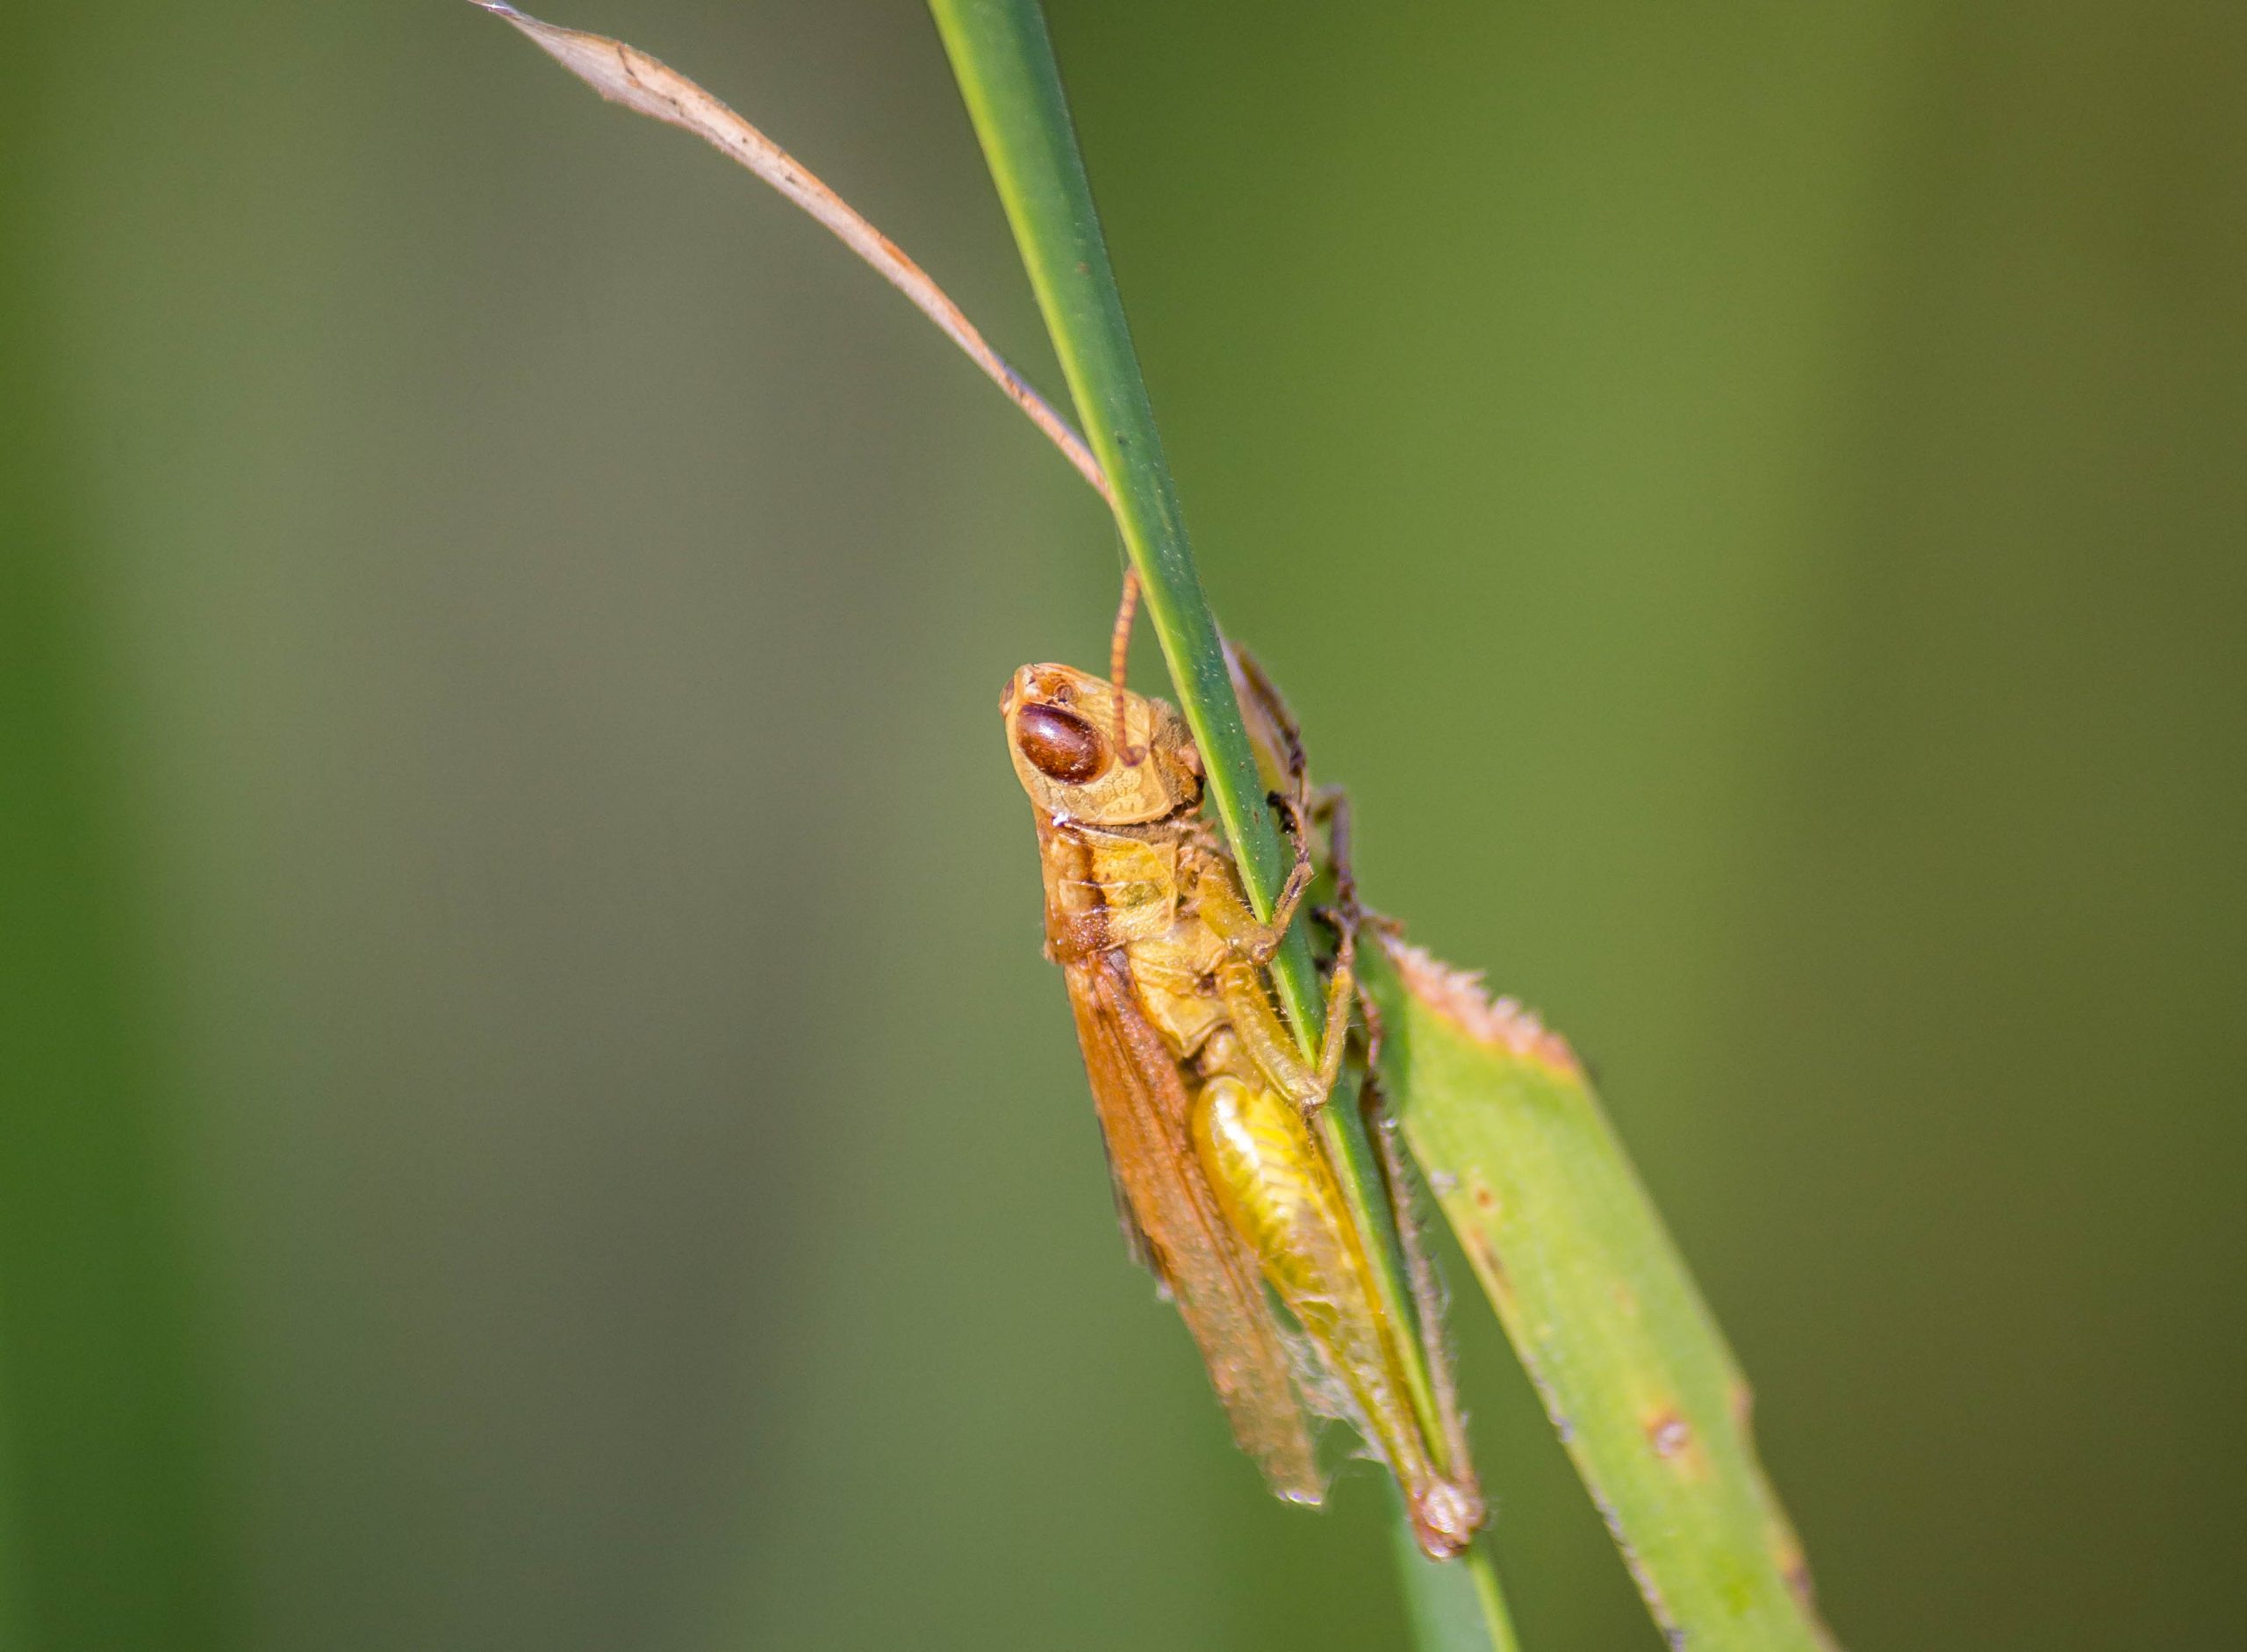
[1066, 956, 1324, 1505]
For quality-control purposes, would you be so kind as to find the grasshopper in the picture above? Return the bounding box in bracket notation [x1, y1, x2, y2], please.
[1002, 660, 1484, 1559]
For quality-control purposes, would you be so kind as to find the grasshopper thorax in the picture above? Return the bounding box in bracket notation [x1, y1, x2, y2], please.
[1002, 663, 1202, 826]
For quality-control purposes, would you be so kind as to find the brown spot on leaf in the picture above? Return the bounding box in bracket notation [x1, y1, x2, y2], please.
[1648, 1410, 1692, 1460]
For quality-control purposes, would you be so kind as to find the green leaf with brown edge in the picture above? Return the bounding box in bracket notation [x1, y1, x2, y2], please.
[1362, 935, 1839, 1652]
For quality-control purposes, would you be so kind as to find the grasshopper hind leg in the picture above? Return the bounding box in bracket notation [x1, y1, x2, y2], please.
[1322, 784, 1486, 1536]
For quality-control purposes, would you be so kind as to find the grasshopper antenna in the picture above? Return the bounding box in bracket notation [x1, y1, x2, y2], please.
[1108, 566, 1144, 765]
[467, 1, 1115, 513]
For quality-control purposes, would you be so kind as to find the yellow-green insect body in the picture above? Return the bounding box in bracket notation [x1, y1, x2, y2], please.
[1003, 662, 1482, 1558]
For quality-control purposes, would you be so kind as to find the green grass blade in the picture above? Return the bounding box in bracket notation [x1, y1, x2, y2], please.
[926, 7, 1518, 1647]
[1363, 938, 1838, 1652]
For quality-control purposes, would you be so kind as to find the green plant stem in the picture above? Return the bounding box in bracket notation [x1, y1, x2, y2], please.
[927, 6, 1516, 1648]
[1394, 1507, 1523, 1652]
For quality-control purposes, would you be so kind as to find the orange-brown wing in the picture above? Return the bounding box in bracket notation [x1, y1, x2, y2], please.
[1063, 955, 1324, 1505]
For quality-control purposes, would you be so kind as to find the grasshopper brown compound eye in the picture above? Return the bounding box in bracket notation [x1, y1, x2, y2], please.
[1016, 701, 1109, 784]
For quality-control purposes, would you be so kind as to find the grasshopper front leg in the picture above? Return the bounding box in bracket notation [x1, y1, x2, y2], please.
[1193, 783, 1317, 967]
[1196, 858, 1356, 1118]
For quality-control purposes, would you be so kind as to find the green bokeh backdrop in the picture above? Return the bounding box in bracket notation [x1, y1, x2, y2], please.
[4, 3, 2240, 1648]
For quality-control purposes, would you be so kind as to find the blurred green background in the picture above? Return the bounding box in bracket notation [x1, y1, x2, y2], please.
[4, 2, 2241, 1648]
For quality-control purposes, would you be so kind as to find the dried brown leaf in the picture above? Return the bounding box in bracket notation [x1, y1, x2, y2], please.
[465, 1, 1106, 500]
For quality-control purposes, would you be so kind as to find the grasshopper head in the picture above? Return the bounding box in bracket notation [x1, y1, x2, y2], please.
[1001, 663, 1202, 825]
